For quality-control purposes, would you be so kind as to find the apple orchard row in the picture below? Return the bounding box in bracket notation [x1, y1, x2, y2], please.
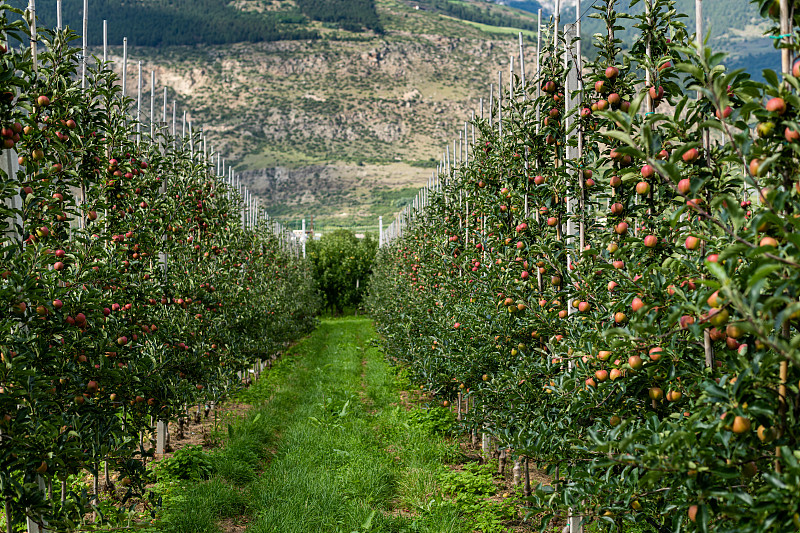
[0, 10, 320, 531]
[368, 0, 800, 531]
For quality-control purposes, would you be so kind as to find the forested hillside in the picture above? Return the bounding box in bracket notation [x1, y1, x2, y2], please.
[296, 0, 384, 33]
[9, 0, 316, 45]
[420, 0, 538, 32]
[9, 0, 384, 46]
[496, 0, 778, 74]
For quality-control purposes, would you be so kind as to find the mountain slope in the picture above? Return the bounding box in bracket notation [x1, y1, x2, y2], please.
[493, 0, 779, 75]
[95, 0, 527, 226]
[26, 0, 780, 227]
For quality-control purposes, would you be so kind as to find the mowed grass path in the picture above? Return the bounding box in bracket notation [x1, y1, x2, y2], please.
[156, 317, 467, 533]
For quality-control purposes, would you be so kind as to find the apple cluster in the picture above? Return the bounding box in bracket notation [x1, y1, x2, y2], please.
[368, 0, 800, 531]
[0, 14, 319, 530]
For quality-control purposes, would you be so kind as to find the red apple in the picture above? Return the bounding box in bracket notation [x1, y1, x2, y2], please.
[765, 97, 786, 115]
[595, 80, 606, 94]
[715, 106, 733, 119]
[685, 236, 700, 250]
[682, 148, 699, 163]
[649, 86, 664, 100]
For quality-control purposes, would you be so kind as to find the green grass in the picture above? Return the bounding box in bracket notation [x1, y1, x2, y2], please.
[439, 14, 537, 39]
[149, 318, 475, 533]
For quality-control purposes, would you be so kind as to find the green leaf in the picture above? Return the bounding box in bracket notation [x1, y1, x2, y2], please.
[705, 260, 728, 283]
[747, 263, 783, 290]
[603, 129, 638, 150]
[762, 69, 780, 88]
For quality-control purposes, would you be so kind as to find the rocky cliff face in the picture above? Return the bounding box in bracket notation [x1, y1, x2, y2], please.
[108, 1, 528, 225]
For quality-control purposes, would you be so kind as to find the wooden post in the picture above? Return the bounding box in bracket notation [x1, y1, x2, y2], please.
[691, 0, 714, 369]
[81, 0, 87, 89]
[535, 9, 542, 128]
[150, 71, 155, 139]
[554, 0, 560, 51]
[1, 149, 22, 244]
[780, 0, 792, 75]
[519, 32, 526, 100]
[122, 38, 127, 98]
[464, 121, 468, 163]
[136, 61, 142, 143]
[509, 54, 514, 99]
[28, 0, 37, 72]
[534, 9, 543, 293]
[777, 0, 790, 474]
[498, 71, 502, 140]
[696, 0, 703, 100]
[25, 476, 50, 533]
[577, 1, 585, 252]
[489, 84, 493, 127]
[156, 420, 167, 455]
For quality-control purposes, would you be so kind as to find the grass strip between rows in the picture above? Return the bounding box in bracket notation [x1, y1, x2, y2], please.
[149, 317, 471, 533]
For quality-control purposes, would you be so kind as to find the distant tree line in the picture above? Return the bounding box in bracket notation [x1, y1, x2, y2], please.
[296, 0, 384, 33]
[9, 0, 319, 46]
[424, 0, 538, 32]
[306, 230, 378, 315]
